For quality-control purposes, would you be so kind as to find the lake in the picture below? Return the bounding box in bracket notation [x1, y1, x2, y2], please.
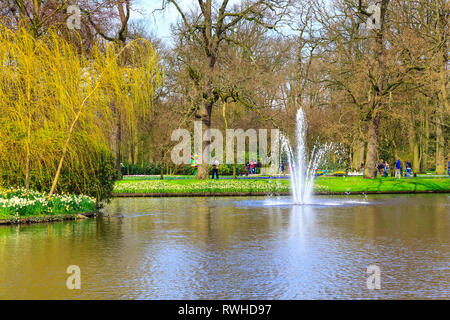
[0, 194, 448, 299]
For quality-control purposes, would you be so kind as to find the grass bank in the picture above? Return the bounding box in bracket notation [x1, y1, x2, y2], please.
[113, 176, 450, 196]
[0, 188, 97, 224]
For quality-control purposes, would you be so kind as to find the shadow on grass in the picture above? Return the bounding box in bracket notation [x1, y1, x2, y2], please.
[386, 178, 448, 192]
[361, 177, 449, 192]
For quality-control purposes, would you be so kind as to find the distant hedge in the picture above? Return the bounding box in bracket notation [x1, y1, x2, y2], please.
[120, 163, 254, 176]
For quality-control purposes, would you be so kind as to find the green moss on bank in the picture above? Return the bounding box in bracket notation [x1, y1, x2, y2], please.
[0, 212, 96, 225]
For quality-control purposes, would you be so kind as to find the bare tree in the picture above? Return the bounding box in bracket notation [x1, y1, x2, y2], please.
[162, 0, 290, 179]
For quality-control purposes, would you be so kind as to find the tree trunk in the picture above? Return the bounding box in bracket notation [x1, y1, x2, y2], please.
[435, 107, 445, 174]
[159, 150, 164, 180]
[408, 121, 421, 172]
[435, 64, 448, 174]
[413, 141, 420, 173]
[435, 0, 448, 174]
[50, 113, 80, 195]
[25, 117, 31, 190]
[115, 110, 122, 178]
[195, 63, 214, 180]
[364, 0, 389, 179]
[232, 141, 238, 179]
[130, 144, 135, 165]
[422, 112, 430, 172]
[195, 111, 211, 180]
[364, 115, 380, 179]
[352, 138, 365, 170]
[134, 141, 139, 165]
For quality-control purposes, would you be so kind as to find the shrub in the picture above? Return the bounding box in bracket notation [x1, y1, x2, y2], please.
[0, 188, 96, 217]
[1, 147, 118, 208]
[218, 164, 231, 175]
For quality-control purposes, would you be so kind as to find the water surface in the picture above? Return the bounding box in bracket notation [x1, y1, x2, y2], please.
[0, 194, 448, 299]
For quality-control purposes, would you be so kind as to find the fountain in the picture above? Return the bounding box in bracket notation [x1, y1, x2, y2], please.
[281, 108, 329, 205]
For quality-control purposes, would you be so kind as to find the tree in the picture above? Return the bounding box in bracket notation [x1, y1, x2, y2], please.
[0, 24, 162, 198]
[353, 0, 390, 178]
[162, 0, 290, 179]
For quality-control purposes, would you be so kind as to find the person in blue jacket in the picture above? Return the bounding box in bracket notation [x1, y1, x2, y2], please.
[395, 159, 401, 179]
[447, 159, 450, 177]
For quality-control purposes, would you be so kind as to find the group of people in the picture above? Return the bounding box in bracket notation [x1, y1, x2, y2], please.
[245, 160, 261, 175]
[210, 159, 262, 179]
[393, 159, 414, 179]
[211, 157, 449, 180]
[360, 159, 414, 178]
[448, 159, 450, 177]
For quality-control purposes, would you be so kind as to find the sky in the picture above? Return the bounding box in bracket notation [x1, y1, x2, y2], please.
[131, 0, 242, 42]
[131, 0, 182, 41]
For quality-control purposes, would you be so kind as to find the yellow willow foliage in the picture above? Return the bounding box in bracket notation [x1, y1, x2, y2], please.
[0, 25, 162, 193]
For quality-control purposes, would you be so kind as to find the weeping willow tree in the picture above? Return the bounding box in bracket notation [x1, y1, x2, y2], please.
[0, 24, 162, 201]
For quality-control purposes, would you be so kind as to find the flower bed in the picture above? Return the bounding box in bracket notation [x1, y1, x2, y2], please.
[113, 176, 450, 195]
[115, 179, 290, 194]
[0, 187, 96, 219]
[113, 179, 332, 194]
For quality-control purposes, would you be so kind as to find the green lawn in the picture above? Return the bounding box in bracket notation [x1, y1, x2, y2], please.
[313, 176, 450, 192]
[114, 176, 450, 194]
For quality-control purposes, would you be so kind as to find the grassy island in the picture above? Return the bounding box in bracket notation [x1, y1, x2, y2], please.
[113, 175, 450, 196]
[0, 188, 96, 224]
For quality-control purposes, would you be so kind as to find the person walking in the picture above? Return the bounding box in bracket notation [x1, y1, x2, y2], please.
[256, 160, 262, 174]
[377, 159, 385, 176]
[406, 159, 412, 178]
[360, 161, 365, 175]
[384, 161, 389, 177]
[395, 159, 401, 179]
[250, 161, 255, 174]
[245, 161, 250, 176]
[447, 158, 450, 177]
[211, 158, 219, 179]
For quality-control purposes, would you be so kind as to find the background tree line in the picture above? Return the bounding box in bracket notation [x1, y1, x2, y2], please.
[156, 0, 448, 177]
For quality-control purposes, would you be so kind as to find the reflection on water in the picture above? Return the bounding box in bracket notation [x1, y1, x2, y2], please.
[0, 194, 448, 299]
